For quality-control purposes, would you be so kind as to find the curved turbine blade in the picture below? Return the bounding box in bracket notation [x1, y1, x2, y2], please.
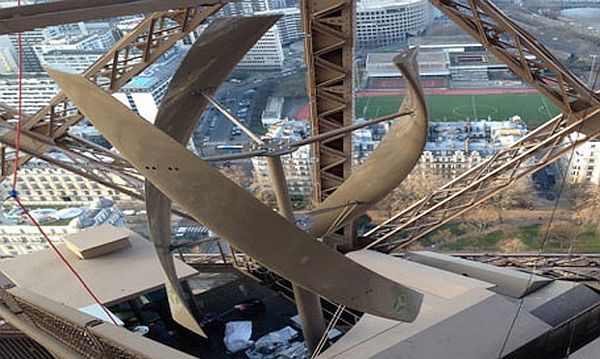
[307, 48, 428, 239]
[146, 16, 280, 338]
[48, 69, 423, 323]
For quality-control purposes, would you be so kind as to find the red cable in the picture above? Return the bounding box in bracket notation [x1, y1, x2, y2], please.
[14, 198, 118, 326]
[9, 0, 118, 326]
[11, 0, 22, 191]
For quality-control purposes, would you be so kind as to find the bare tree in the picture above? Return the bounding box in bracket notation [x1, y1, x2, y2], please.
[374, 165, 444, 217]
[545, 220, 585, 251]
[219, 164, 253, 189]
[487, 177, 535, 223]
[498, 238, 525, 253]
[571, 184, 600, 231]
[429, 228, 455, 247]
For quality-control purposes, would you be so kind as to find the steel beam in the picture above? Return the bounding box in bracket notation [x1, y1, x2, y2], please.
[209, 94, 327, 352]
[1, 287, 196, 358]
[266, 155, 326, 356]
[0, 5, 224, 219]
[301, 0, 356, 249]
[429, 0, 600, 114]
[364, 107, 600, 251]
[0, 289, 81, 359]
[0, 0, 227, 35]
[448, 253, 600, 282]
[361, 0, 600, 250]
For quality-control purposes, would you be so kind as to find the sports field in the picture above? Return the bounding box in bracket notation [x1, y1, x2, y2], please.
[355, 93, 561, 128]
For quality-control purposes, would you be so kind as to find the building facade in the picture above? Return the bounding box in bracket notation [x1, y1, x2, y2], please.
[564, 138, 600, 185]
[113, 75, 171, 122]
[251, 120, 313, 196]
[356, 0, 432, 48]
[365, 41, 512, 90]
[257, 7, 303, 45]
[0, 75, 57, 114]
[353, 118, 528, 178]
[0, 225, 74, 257]
[5, 160, 129, 206]
[6, 28, 46, 73]
[238, 26, 285, 70]
[34, 25, 119, 73]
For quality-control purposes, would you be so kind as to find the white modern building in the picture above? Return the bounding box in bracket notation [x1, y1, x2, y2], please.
[256, 7, 303, 45]
[113, 76, 171, 122]
[261, 96, 285, 126]
[0, 75, 57, 114]
[238, 26, 285, 70]
[4, 160, 128, 206]
[356, 0, 432, 48]
[219, 0, 270, 16]
[42, 22, 119, 49]
[35, 49, 104, 74]
[0, 225, 74, 257]
[564, 137, 600, 185]
[113, 69, 198, 154]
[34, 27, 119, 73]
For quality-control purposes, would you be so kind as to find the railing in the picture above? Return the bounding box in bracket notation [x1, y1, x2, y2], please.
[0, 287, 195, 358]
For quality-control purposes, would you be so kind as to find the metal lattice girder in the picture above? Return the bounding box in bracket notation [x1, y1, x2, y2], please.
[0, 114, 192, 219]
[301, 0, 355, 202]
[361, 0, 600, 251]
[0, 287, 196, 359]
[0, 5, 224, 202]
[0, 0, 228, 35]
[450, 253, 600, 282]
[301, 0, 356, 249]
[429, 0, 600, 114]
[364, 107, 600, 251]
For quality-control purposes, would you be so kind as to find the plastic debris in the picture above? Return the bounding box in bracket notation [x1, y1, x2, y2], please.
[223, 321, 254, 353]
[246, 326, 307, 359]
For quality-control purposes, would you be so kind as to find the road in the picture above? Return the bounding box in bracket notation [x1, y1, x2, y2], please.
[193, 68, 301, 159]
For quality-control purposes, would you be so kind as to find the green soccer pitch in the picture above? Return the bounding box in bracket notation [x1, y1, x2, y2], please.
[355, 93, 561, 128]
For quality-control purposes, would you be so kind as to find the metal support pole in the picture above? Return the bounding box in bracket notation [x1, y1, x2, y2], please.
[266, 155, 326, 355]
[203, 93, 264, 143]
[204, 94, 327, 353]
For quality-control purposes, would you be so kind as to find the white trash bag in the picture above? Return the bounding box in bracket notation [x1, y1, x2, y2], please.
[223, 321, 254, 353]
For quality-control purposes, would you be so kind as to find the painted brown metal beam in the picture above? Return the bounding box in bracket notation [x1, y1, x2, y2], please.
[364, 107, 600, 251]
[0, 0, 227, 35]
[0, 5, 224, 186]
[301, 0, 356, 250]
[308, 49, 428, 242]
[48, 68, 424, 322]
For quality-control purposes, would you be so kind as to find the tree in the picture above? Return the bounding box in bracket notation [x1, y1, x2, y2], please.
[571, 184, 600, 231]
[429, 229, 454, 247]
[544, 221, 585, 251]
[498, 238, 525, 253]
[218, 164, 255, 189]
[374, 165, 444, 218]
[488, 177, 535, 223]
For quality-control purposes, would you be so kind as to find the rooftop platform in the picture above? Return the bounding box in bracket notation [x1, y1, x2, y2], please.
[0, 227, 197, 309]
